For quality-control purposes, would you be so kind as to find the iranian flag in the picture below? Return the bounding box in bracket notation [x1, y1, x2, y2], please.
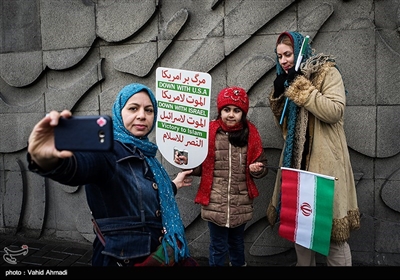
[278, 167, 335, 256]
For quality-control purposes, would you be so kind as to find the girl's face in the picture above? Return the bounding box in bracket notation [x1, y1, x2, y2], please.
[121, 91, 154, 137]
[276, 43, 295, 73]
[220, 105, 243, 127]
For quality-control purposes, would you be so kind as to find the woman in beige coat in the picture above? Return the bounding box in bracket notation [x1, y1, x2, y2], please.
[267, 31, 360, 266]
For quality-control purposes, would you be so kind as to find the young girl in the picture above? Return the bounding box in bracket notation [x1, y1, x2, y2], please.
[267, 31, 360, 266]
[177, 86, 268, 266]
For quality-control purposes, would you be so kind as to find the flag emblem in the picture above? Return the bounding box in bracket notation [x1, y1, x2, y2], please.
[300, 202, 312, 216]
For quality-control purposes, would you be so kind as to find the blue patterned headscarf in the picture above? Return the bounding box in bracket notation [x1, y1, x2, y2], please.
[112, 83, 190, 264]
[275, 31, 313, 168]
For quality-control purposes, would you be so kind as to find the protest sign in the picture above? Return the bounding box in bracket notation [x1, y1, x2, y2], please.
[156, 67, 212, 169]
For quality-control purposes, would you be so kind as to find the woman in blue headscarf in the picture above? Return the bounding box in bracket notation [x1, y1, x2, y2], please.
[27, 83, 196, 266]
[266, 32, 360, 266]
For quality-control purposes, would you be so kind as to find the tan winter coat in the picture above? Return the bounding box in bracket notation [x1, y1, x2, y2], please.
[192, 130, 268, 228]
[267, 54, 360, 243]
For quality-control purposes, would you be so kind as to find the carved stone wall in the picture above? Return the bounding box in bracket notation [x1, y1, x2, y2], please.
[1, 0, 400, 266]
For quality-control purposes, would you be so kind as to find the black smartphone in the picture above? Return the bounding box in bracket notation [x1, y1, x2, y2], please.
[54, 115, 113, 151]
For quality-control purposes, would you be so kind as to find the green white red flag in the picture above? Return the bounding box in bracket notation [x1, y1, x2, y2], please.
[279, 167, 335, 256]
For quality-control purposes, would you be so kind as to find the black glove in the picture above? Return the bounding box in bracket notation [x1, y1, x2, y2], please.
[273, 73, 287, 98]
[286, 67, 303, 84]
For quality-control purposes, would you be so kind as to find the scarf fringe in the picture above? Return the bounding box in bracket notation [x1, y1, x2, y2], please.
[162, 233, 189, 264]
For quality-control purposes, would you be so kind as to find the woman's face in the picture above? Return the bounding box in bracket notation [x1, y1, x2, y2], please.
[220, 105, 243, 127]
[276, 43, 295, 73]
[121, 91, 155, 137]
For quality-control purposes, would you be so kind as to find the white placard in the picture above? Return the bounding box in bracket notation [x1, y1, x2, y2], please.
[156, 67, 212, 169]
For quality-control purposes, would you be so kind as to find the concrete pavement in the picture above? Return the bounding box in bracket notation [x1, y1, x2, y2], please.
[0, 234, 92, 267]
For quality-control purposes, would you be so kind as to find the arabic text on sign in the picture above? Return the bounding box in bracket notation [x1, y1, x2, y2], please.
[160, 69, 208, 87]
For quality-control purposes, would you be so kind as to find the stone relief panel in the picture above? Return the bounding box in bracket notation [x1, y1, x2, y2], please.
[1, 0, 400, 265]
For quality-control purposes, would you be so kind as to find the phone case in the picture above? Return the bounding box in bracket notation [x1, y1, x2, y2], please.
[54, 115, 113, 151]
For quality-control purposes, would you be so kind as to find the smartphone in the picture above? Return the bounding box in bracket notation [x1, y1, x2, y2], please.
[54, 115, 113, 151]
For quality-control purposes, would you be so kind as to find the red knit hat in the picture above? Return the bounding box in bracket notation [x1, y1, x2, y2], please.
[217, 86, 249, 114]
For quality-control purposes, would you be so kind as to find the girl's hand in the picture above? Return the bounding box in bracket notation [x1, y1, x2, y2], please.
[249, 162, 264, 173]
